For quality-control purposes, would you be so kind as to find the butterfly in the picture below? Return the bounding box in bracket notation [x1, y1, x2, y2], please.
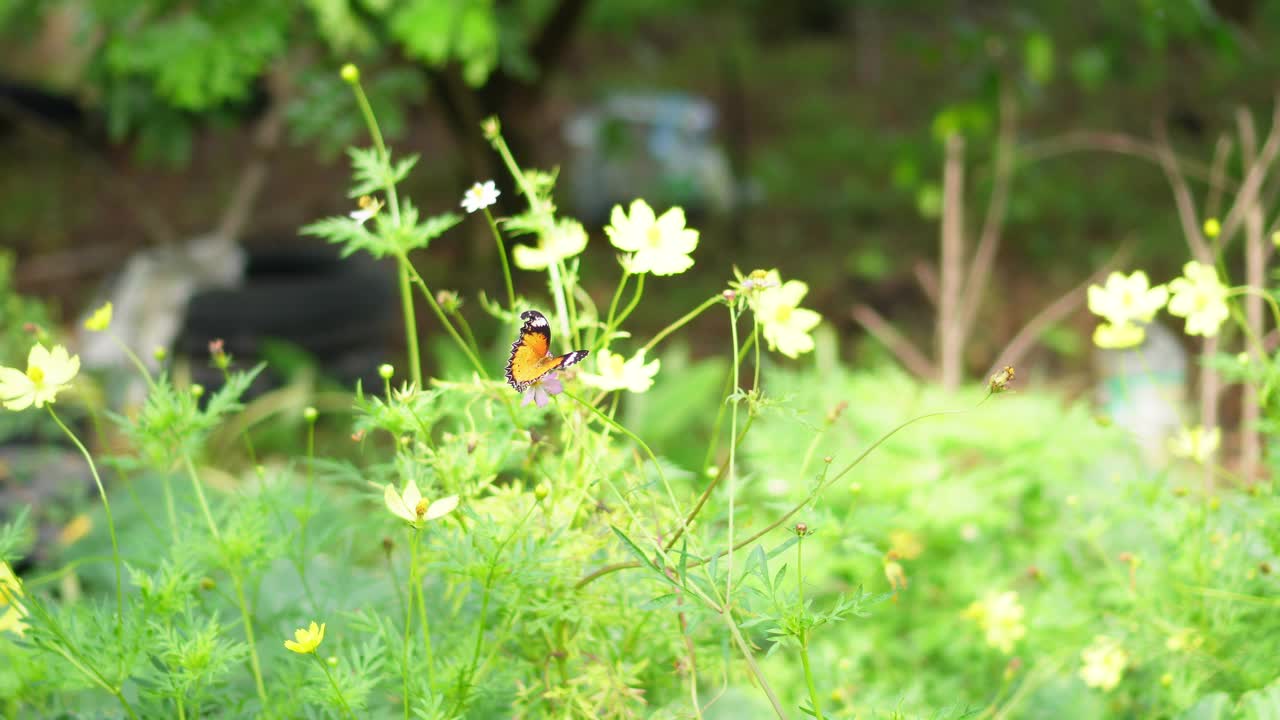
[505, 310, 589, 391]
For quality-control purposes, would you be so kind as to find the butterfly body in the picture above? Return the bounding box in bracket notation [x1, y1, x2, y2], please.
[505, 310, 588, 391]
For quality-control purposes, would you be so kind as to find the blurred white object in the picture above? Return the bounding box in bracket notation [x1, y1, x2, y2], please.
[78, 233, 244, 379]
[564, 93, 734, 223]
[1094, 319, 1187, 463]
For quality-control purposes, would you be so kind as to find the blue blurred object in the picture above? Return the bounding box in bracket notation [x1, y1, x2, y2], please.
[564, 92, 734, 224]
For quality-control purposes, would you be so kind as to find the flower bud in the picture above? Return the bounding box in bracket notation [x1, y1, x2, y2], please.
[199, 577, 216, 591]
[534, 482, 550, 501]
[378, 364, 394, 380]
[190, 384, 205, 399]
[989, 365, 1015, 394]
[436, 290, 461, 312]
[303, 406, 318, 422]
[340, 63, 360, 84]
[153, 346, 168, 362]
[795, 522, 808, 536]
[480, 116, 500, 140]
[1203, 217, 1221, 238]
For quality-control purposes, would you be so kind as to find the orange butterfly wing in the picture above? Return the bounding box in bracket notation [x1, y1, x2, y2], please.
[505, 310, 588, 391]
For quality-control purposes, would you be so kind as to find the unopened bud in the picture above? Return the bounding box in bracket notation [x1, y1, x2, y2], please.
[199, 577, 216, 591]
[795, 522, 808, 536]
[190, 384, 205, 399]
[480, 116, 500, 140]
[153, 347, 168, 362]
[989, 365, 1015, 394]
[303, 406, 318, 422]
[340, 63, 360, 84]
[378, 364, 394, 379]
[436, 290, 461, 312]
[534, 482, 550, 501]
[722, 289, 736, 303]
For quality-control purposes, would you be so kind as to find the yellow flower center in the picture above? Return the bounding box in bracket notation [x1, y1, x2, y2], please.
[774, 306, 793, 324]
[606, 355, 626, 377]
[645, 225, 664, 249]
[25, 366, 44, 384]
[415, 499, 430, 518]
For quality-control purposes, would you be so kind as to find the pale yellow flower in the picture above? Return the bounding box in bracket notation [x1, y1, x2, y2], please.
[964, 591, 1026, 654]
[605, 199, 698, 276]
[1087, 271, 1168, 326]
[58, 514, 93, 546]
[1169, 425, 1220, 464]
[888, 530, 924, 560]
[284, 621, 325, 654]
[0, 343, 80, 411]
[83, 302, 113, 332]
[512, 219, 588, 270]
[0, 562, 27, 637]
[883, 560, 907, 592]
[383, 479, 459, 527]
[752, 270, 823, 358]
[578, 349, 660, 393]
[1167, 261, 1229, 337]
[1092, 321, 1146, 349]
[1079, 635, 1129, 691]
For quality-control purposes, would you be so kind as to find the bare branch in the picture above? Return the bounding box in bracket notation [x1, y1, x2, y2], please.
[1153, 121, 1211, 262]
[1218, 97, 1280, 245]
[937, 133, 966, 390]
[913, 259, 939, 307]
[956, 84, 1016, 348]
[1205, 134, 1234, 224]
[852, 304, 937, 380]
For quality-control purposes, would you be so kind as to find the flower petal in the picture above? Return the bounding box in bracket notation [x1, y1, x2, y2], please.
[424, 494, 459, 520]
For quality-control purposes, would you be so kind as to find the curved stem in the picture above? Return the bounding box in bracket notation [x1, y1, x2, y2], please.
[643, 295, 722, 354]
[47, 407, 123, 634]
[315, 655, 356, 719]
[597, 270, 632, 350]
[402, 529, 418, 720]
[726, 305, 741, 599]
[613, 271, 646, 331]
[797, 535, 824, 720]
[483, 208, 516, 310]
[398, 262, 423, 388]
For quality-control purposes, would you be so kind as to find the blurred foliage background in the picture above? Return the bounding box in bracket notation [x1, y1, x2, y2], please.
[3, 0, 1278, 382]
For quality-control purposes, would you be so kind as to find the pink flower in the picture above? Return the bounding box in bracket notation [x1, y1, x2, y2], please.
[522, 373, 563, 408]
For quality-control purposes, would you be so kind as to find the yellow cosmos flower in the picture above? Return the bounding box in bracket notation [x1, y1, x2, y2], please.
[83, 302, 113, 332]
[0, 343, 80, 411]
[964, 591, 1027, 654]
[751, 270, 823, 358]
[284, 621, 325, 654]
[1079, 635, 1129, 691]
[1169, 425, 1220, 464]
[0, 562, 27, 637]
[383, 479, 459, 528]
[512, 219, 588, 271]
[578, 349, 660, 393]
[1167, 261, 1229, 337]
[1092, 321, 1146, 349]
[1087, 270, 1168, 326]
[605, 199, 698, 276]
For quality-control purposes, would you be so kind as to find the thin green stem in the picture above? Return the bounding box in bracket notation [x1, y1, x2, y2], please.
[315, 655, 356, 719]
[562, 390, 683, 526]
[726, 304, 741, 599]
[797, 535, 824, 720]
[398, 253, 486, 376]
[414, 529, 438, 690]
[450, 306, 481, 359]
[483, 207, 516, 310]
[546, 260, 573, 346]
[398, 262, 424, 389]
[598, 270, 632, 350]
[643, 295, 722, 354]
[613, 271, 646, 332]
[47, 407, 123, 633]
[403, 529, 417, 720]
[231, 575, 268, 706]
[181, 453, 267, 705]
[721, 609, 787, 719]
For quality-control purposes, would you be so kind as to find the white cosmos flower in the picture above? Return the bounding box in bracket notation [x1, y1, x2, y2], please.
[579, 349, 660, 393]
[460, 180, 500, 213]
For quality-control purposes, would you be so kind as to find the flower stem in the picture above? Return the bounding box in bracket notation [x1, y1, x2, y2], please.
[414, 529, 437, 690]
[402, 528, 418, 720]
[598, 270, 632, 350]
[483, 208, 516, 311]
[181, 453, 267, 706]
[47, 407, 123, 633]
[613, 271, 645, 331]
[643, 295, 722, 354]
[797, 534, 825, 720]
[397, 252, 486, 376]
[398, 262, 424, 389]
[726, 305, 740, 599]
[315, 655, 356, 719]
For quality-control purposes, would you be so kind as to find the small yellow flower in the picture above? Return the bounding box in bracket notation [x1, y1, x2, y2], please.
[383, 479, 459, 527]
[1079, 635, 1129, 691]
[1169, 425, 1220, 464]
[1203, 217, 1221, 239]
[1088, 270, 1169, 326]
[349, 195, 384, 226]
[883, 560, 908, 592]
[605, 199, 698, 276]
[58, 514, 93, 546]
[1092, 321, 1146, 349]
[512, 219, 588, 271]
[1167, 261, 1229, 337]
[284, 621, 325, 654]
[964, 591, 1026, 654]
[0, 343, 80, 411]
[0, 562, 27, 637]
[888, 530, 924, 560]
[578, 349, 660, 393]
[752, 270, 823, 358]
[84, 302, 113, 332]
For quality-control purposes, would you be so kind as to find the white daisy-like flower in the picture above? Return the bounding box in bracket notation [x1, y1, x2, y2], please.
[751, 270, 823, 359]
[578, 349, 660, 393]
[605, 199, 698, 276]
[461, 180, 500, 214]
[383, 479, 459, 528]
[349, 196, 384, 226]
